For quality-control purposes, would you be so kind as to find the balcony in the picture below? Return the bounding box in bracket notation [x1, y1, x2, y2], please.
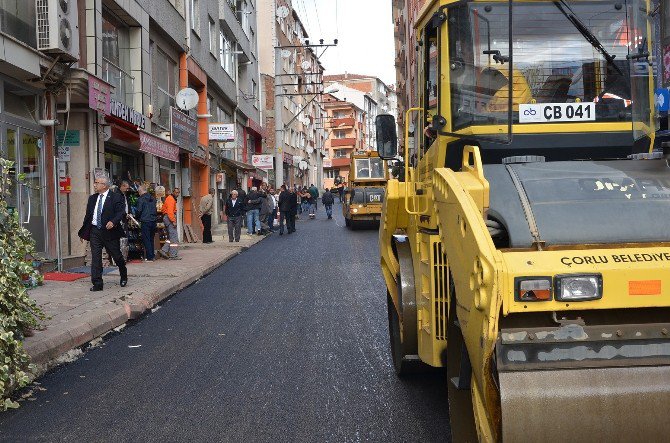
[331, 117, 355, 127]
[331, 138, 356, 147]
[331, 157, 350, 168]
[103, 58, 135, 107]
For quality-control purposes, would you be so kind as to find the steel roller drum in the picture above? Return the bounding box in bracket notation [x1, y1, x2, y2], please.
[499, 363, 670, 441]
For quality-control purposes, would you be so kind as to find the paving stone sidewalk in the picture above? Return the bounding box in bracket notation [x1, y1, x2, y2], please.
[23, 225, 266, 367]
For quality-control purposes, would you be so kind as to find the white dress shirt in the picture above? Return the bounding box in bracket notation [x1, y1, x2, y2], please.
[92, 189, 110, 226]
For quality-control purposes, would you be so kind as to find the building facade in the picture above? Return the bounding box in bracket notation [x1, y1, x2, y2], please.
[392, 0, 425, 147]
[324, 73, 398, 152]
[321, 94, 366, 190]
[257, 0, 326, 189]
[0, 0, 263, 270]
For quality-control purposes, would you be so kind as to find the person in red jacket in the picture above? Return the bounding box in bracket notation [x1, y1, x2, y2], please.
[159, 187, 181, 259]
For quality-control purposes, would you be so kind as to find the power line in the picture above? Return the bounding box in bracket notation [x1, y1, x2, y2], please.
[311, 0, 323, 36]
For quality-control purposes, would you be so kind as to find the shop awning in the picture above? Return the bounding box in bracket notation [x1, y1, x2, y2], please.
[139, 131, 180, 162]
[220, 157, 256, 172]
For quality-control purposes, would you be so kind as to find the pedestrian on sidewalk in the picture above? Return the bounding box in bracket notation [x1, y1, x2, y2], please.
[308, 184, 319, 217]
[245, 186, 262, 235]
[322, 187, 335, 219]
[267, 188, 277, 231]
[77, 176, 128, 291]
[225, 190, 244, 242]
[258, 188, 273, 235]
[337, 182, 345, 203]
[277, 185, 295, 235]
[160, 188, 181, 260]
[200, 187, 215, 244]
[135, 185, 157, 261]
[234, 182, 247, 229]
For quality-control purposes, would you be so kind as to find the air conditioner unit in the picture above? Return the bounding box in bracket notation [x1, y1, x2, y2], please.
[36, 0, 79, 61]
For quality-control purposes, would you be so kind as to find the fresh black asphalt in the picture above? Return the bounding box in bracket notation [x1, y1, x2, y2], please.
[0, 202, 450, 442]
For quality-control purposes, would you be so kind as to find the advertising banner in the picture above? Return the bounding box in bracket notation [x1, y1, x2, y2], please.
[252, 154, 274, 169]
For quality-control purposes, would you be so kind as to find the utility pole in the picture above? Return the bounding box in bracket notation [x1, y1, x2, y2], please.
[273, 41, 337, 189]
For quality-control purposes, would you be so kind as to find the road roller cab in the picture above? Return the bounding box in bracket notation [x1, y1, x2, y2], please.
[343, 152, 388, 228]
[377, 0, 670, 441]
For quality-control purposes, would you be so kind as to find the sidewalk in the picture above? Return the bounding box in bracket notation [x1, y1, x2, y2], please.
[24, 224, 266, 367]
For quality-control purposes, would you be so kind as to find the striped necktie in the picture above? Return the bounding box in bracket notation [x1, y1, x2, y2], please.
[96, 194, 103, 229]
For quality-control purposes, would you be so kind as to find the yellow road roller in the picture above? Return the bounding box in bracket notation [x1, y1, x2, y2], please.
[377, 0, 670, 441]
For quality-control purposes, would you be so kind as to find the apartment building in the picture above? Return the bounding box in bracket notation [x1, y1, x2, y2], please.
[257, 0, 326, 188]
[324, 73, 398, 152]
[392, 0, 425, 146]
[0, 0, 263, 270]
[322, 94, 366, 189]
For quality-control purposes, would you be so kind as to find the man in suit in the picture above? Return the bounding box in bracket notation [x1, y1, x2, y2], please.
[78, 176, 128, 291]
[224, 190, 244, 242]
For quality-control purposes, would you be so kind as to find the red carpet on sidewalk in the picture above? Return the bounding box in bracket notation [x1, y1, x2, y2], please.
[43, 272, 89, 282]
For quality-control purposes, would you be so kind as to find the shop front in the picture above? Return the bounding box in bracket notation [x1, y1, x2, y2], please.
[104, 97, 149, 185]
[0, 79, 47, 252]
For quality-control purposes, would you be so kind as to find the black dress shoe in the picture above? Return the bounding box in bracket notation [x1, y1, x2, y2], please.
[120, 279, 128, 287]
[90, 286, 103, 292]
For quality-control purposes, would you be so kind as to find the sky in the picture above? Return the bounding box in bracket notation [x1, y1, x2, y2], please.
[290, 0, 396, 87]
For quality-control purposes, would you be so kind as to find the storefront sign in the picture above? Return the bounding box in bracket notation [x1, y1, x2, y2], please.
[252, 154, 273, 169]
[193, 145, 207, 160]
[170, 107, 197, 152]
[88, 75, 111, 114]
[139, 131, 180, 162]
[323, 158, 332, 168]
[209, 123, 235, 141]
[283, 153, 293, 165]
[109, 98, 147, 130]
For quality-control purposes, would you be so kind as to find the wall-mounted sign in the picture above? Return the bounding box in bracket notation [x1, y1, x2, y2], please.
[88, 74, 111, 114]
[59, 176, 71, 194]
[57, 146, 71, 162]
[170, 107, 197, 152]
[252, 154, 273, 169]
[56, 130, 80, 147]
[283, 153, 293, 165]
[209, 123, 235, 141]
[139, 131, 180, 162]
[323, 158, 332, 168]
[109, 98, 147, 130]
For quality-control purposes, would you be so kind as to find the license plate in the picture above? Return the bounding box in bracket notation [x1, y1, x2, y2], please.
[519, 103, 595, 124]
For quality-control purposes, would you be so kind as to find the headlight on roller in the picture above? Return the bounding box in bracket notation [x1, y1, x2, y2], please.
[515, 277, 552, 302]
[555, 274, 602, 301]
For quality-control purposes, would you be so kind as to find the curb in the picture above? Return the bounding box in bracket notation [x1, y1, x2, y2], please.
[25, 235, 268, 368]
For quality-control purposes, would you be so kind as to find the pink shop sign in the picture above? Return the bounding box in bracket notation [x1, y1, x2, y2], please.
[139, 131, 180, 162]
[88, 74, 111, 115]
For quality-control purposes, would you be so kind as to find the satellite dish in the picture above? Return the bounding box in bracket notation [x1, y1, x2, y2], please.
[176, 88, 199, 111]
[276, 5, 289, 18]
[306, 147, 314, 154]
[299, 160, 308, 170]
[301, 60, 311, 70]
[280, 49, 292, 58]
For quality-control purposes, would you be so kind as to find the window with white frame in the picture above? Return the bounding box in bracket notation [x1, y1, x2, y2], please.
[252, 80, 258, 108]
[220, 32, 235, 79]
[334, 130, 346, 139]
[334, 149, 348, 158]
[325, 169, 340, 179]
[236, 0, 250, 36]
[154, 48, 177, 129]
[189, 0, 200, 34]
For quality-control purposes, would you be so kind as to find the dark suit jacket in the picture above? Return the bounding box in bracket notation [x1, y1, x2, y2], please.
[278, 191, 297, 212]
[225, 197, 245, 218]
[78, 191, 127, 241]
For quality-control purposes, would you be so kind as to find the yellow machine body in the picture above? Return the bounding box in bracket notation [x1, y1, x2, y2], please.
[379, 0, 670, 441]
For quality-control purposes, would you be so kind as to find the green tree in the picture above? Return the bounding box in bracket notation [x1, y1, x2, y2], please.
[0, 157, 45, 410]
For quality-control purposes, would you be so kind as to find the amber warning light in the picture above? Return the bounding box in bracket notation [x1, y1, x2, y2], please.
[629, 280, 662, 296]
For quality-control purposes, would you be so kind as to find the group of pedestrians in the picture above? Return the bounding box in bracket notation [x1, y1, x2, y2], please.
[222, 183, 337, 241]
[223, 183, 278, 242]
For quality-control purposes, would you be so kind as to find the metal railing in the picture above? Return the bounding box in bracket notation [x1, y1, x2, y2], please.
[102, 58, 135, 106]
